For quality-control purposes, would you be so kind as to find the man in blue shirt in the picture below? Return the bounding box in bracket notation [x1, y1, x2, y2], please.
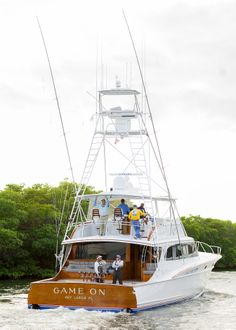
[117, 199, 130, 216]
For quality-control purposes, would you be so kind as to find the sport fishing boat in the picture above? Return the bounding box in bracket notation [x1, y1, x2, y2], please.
[28, 80, 222, 312]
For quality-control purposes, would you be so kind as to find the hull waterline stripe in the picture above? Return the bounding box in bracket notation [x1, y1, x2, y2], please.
[28, 291, 202, 313]
[28, 304, 129, 312]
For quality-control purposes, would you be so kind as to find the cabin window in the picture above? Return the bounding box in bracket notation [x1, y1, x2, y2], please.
[188, 244, 194, 254]
[77, 242, 126, 260]
[175, 245, 182, 258]
[188, 243, 198, 256]
[166, 243, 198, 261]
[166, 246, 173, 260]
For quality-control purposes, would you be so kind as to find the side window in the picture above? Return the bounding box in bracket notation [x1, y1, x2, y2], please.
[189, 244, 195, 254]
[157, 247, 162, 261]
[188, 244, 193, 254]
[166, 243, 198, 261]
[175, 245, 182, 258]
[182, 245, 189, 256]
[166, 246, 173, 260]
[188, 243, 198, 257]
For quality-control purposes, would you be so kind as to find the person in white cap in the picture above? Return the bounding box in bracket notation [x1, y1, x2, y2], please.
[112, 255, 124, 284]
[94, 255, 106, 283]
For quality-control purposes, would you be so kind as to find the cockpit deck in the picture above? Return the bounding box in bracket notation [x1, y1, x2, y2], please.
[51, 279, 142, 286]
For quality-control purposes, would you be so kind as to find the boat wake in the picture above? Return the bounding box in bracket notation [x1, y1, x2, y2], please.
[202, 289, 236, 300]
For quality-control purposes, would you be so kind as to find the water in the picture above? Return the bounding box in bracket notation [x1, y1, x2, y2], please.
[0, 272, 235, 330]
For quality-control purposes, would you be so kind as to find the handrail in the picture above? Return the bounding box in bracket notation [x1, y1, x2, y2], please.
[64, 216, 187, 242]
[68, 217, 153, 240]
[196, 241, 221, 255]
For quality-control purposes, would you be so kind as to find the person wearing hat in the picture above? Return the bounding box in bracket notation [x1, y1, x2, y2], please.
[128, 204, 146, 239]
[112, 255, 124, 284]
[93, 197, 110, 235]
[94, 255, 106, 283]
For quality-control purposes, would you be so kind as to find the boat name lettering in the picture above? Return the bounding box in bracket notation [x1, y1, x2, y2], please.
[90, 288, 105, 296]
[53, 287, 106, 296]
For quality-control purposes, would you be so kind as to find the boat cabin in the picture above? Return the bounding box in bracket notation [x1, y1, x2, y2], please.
[56, 241, 161, 283]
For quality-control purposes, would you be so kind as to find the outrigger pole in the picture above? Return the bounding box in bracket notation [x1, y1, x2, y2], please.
[36, 17, 78, 270]
[36, 16, 76, 191]
[122, 11, 182, 245]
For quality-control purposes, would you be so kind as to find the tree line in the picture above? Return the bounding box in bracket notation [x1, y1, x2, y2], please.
[0, 182, 235, 279]
[0, 182, 94, 279]
[182, 215, 236, 269]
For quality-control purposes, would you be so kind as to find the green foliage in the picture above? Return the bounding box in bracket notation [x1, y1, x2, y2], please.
[0, 181, 97, 279]
[182, 215, 236, 269]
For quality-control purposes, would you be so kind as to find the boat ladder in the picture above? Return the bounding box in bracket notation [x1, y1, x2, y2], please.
[66, 133, 104, 230]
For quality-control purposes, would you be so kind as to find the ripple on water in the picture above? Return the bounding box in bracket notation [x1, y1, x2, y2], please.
[0, 299, 12, 303]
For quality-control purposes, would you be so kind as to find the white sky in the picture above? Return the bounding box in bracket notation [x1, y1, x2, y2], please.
[0, 0, 236, 221]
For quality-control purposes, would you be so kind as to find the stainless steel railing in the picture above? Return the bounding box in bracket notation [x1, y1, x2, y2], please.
[196, 241, 221, 255]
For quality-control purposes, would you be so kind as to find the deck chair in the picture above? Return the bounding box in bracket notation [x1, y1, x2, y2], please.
[114, 207, 123, 232]
[113, 207, 122, 221]
[92, 208, 100, 222]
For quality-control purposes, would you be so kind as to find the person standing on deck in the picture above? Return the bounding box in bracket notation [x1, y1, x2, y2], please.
[128, 205, 146, 239]
[138, 203, 147, 220]
[112, 255, 124, 284]
[138, 203, 146, 213]
[117, 198, 130, 216]
[94, 256, 106, 283]
[93, 197, 110, 235]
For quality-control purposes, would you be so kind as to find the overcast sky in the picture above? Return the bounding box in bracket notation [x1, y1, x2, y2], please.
[0, 0, 236, 221]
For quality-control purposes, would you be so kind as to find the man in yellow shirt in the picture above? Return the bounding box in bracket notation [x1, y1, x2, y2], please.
[128, 205, 146, 239]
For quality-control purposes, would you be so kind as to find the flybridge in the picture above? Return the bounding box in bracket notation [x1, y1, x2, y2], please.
[97, 87, 146, 136]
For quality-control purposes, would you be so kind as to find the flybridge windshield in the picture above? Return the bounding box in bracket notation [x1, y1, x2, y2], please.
[99, 95, 140, 115]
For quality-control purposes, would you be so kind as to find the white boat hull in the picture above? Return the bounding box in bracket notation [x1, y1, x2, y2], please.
[133, 269, 209, 311]
[132, 252, 220, 311]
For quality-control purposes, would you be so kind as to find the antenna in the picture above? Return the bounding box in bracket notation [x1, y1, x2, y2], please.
[36, 17, 76, 191]
[141, 38, 146, 114]
[96, 37, 99, 114]
[100, 41, 103, 90]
